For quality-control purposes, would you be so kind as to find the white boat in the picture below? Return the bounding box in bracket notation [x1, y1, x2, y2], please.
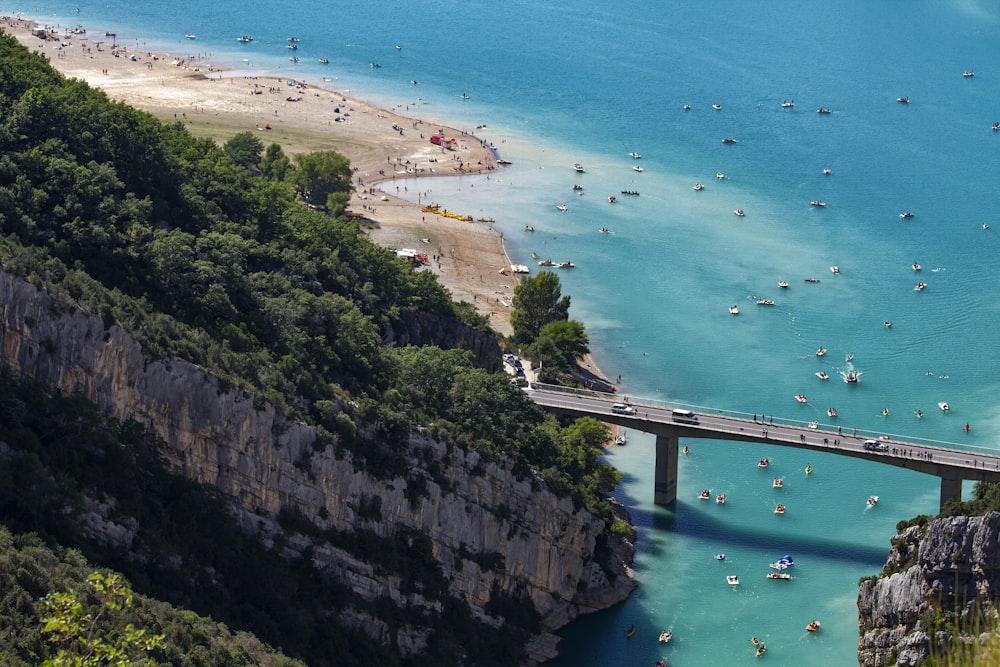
[939, 402, 950, 411]
[630, 152, 642, 159]
[845, 370, 859, 383]
[557, 261, 575, 269]
[816, 371, 829, 380]
[773, 478, 783, 489]
[900, 211, 915, 219]
[692, 183, 704, 190]
[816, 347, 826, 356]
[726, 575, 740, 585]
[915, 282, 927, 291]
[699, 489, 711, 500]
[912, 262, 922, 271]
[795, 394, 808, 403]
[757, 458, 770, 468]
[867, 495, 879, 507]
[883, 320, 893, 328]
[573, 163, 585, 173]
[319, 58, 329, 64]
[659, 631, 672, 643]
[185, 34, 197, 39]
[828, 407, 838, 418]
[781, 100, 795, 108]
[811, 200, 827, 207]
[774, 503, 786, 514]
[778, 280, 789, 288]
[713, 104, 722, 110]
[556, 204, 568, 211]
[729, 305, 740, 315]
[717, 172, 726, 179]
[633, 165, 644, 172]
[716, 494, 727, 504]
[608, 195, 617, 203]
[734, 209, 745, 217]
[715, 553, 726, 560]
[830, 266, 840, 274]
[770, 555, 795, 569]
[767, 572, 794, 580]
[757, 299, 775, 306]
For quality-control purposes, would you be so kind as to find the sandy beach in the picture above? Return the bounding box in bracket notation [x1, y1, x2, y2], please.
[2, 16, 519, 335]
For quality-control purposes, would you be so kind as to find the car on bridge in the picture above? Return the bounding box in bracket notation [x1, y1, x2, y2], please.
[611, 403, 637, 415]
[864, 439, 889, 452]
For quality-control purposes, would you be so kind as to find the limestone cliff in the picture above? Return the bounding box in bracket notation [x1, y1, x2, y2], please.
[858, 513, 1000, 666]
[0, 270, 635, 664]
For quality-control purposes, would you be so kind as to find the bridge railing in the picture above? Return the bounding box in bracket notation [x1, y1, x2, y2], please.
[529, 383, 995, 457]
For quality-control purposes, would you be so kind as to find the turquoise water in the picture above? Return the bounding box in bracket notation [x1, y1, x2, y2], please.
[7, 1, 1000, 664]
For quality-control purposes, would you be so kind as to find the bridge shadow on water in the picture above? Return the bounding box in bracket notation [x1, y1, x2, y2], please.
[611, 469, 890, 569]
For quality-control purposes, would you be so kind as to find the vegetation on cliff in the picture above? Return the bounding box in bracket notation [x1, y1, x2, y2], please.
[0, 31, 626, 665]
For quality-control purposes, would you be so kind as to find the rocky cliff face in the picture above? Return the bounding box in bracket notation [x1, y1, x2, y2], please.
[858, 513, 1000, 666]
[0, 270, 635, 663]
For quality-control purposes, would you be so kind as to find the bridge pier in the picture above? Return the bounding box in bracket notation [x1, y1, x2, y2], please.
[654, 434, 679, 505]
[940, 476, 962, 510]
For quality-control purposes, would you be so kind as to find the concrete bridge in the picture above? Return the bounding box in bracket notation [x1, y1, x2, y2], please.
[526, 383, 1000, 510]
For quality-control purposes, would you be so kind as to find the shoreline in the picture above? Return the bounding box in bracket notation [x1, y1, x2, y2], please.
[2, 14, 521, 335]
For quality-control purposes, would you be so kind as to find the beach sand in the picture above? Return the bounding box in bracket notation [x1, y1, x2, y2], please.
[2, 17, 518, 335]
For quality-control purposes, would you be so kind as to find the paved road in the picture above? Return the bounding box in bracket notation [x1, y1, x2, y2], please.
[527, 384, 1000, 480]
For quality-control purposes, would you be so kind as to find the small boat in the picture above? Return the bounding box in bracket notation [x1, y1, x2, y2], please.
[599, 227, 611, 234]
[288, 56, 299, 62]
[633, 165, 644, 172]
[318, 58, 329, 64]
[915, 282, 927, 291]
[237, 35, 253, 43]
[572, 184, 584, 191]
[823, 168, 832, 174]
[816, 372, 829, 380]
[626, 624, 635, 638]
[774, 503, 785, 514]
[717, 172, 726, 179]
[752, 637, 762, 647]
[757, 299, 775, 306]
[185, 34, 197, 40]
[807, 621, 822, 632]
[758, 458, 770, 468]
[531, 252, 539, 259]
[614, 433, 626, 446]
[804, 277, 821, 283]
[818, 107, 831, 114]
[805, 465, 813, 475]
[557, 261, 575, 269]
[867, 495, 879, 507]
[883, 321, 893, 328]
[963, 70, 974, 78]
[699, 489, 711, 500]
[524, 225, 534, 232]
[939, 402, 950, 411]
[716, 553, 726, 560]
[716, 494, 727, 504]
[459, 92, 469, 98]
[773, 478, 783, 489]
[693, 183, 704, 191]
[722, 138, 738, 144]
[845, 370, 859, 383]
[712, 103, 722, 110]
[811, 200, 827, 207]
[727, 575, 740, 585]
[659, 631, 672, 643]
[781, 100, 795, 108]
[830, 266, 840, 274]
[778, 280, 789, 288]
[827, 407, 838, 418]
[734, 209, 745, 217]
[770, 556, 794, 569]
[897, 96, 910, 104]
[912, 262, 922, 271]
[629, 152, 642, 159]
[608, 195, 617, 203]
[556, 204, 568, 211]
[916, 409, 924, 419]
[684, 104, 692, 110]
[538, 259, 555, 267]
[767, 572, 793, 580]
[900, 211, 915, 219]
[795, 394, 808, 403]
[573, 163, 585, 173]
[756, 644, 768, 657]
[816, 347, 826, 356]
[882, 407, 890, 416]
[287, 36, 299, 42]
[808, 420, 819, 429]
[683, 445, 690, 455]
[994, 122, 1000, 132]
[729, 305, 740, 315]
[846, 353, 854, 361]
[287, 43, 298, 50]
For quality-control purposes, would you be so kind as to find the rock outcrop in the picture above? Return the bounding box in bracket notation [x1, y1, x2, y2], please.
[858, 513, 1000, 666]
[0, 270, 635, 663]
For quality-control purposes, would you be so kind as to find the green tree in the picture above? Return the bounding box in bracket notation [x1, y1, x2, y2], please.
[510, 271, 570, 345]
[222, 131, 265, 171]
[289, 150, 352, 209]
[40, 572, 164, 667]
[528, 319, 589, 375]
[259, 142, 292, 181]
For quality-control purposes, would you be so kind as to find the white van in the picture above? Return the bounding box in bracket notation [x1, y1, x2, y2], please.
[671, 409, 699, 425]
